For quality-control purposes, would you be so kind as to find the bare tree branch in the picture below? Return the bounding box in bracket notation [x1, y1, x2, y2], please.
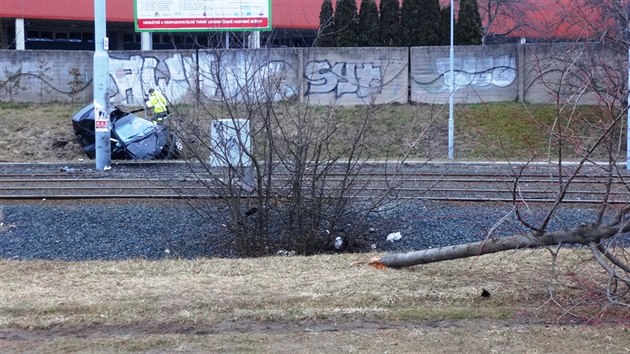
[370, 218, 629, 269]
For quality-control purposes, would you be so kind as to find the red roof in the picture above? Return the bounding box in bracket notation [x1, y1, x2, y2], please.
[1, 0, 133, 22]
[0, 0, 615, 38]
[0, 0, 322, 29]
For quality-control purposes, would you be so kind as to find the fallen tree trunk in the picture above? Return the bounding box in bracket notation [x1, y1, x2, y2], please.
[370, 223, 624, 269]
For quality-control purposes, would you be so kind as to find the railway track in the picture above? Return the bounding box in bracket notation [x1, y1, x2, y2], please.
[1, 162, 629, 203]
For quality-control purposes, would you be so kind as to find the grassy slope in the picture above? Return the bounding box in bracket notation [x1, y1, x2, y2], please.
[0, 102, 620, 162]
[0, 103, 84, 162]
[457, 103, 554, 159]
[458, 103, 620, 160]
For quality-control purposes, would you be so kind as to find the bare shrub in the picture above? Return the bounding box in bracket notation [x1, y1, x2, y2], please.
[167, 46, 418, 257]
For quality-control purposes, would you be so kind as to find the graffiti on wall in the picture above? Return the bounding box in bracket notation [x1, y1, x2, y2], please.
[197, 53, 297, 102]
[415, 55, 517, 93]
[110, 53, 193, 104]
[304, 60, 383, 98]
[0, 57, 90, 103]
[109, 52, 297, 105]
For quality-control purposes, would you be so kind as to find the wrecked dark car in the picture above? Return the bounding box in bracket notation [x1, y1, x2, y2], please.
[72, 104, 181, 160]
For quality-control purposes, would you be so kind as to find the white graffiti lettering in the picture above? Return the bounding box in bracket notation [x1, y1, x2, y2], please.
[304, 61, 383, 98]
[435, 55, 516, 90]
[109, 52, 296, 105]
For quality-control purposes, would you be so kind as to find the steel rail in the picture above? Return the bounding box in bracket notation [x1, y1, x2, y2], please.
[0, 175, 627, 184]
[1, 170, 629, 203]
[0, 172, 621, 178]
[0, 186, 626, 198]
[0, 194, 627, 205]
[0, 188, 628, 203]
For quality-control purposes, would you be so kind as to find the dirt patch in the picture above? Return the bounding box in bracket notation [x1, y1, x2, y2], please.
[1, 318, 627, 353]
[0, 318, 575, 339]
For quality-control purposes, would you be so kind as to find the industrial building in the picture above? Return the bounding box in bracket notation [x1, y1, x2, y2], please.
[0, 0, 611, 50]
[0, 0, 322, 50]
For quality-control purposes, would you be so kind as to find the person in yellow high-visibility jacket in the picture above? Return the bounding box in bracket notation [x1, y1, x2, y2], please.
[145, 88, 169, 122]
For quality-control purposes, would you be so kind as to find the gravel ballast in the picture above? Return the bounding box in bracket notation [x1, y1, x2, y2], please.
[0, 199, 615, 261]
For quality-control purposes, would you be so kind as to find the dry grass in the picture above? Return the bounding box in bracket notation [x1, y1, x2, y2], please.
[1, 101, 612, 163]
[0, 102, 450, 162]
[0, 103, 84, 162]
[1, 250, 629, 353]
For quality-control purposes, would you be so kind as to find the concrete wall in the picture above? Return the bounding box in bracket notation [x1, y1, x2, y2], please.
[0, 50, 93, 103]
[108, 48, 299, 106]
[521, 43, 627, 105]
[302, 47, 409, 105]
[0, 44, 625, 106]
[410, 45, 518, 104]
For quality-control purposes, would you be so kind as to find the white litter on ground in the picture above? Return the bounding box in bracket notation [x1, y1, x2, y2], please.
[386, 231, 402, 242]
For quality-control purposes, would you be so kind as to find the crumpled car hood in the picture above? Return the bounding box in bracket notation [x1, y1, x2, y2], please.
[123, 130, 169, 160]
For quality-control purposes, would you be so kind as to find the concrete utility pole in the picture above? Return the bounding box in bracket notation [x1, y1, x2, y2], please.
[626, 3, 630, 170]
[448, 0, 455, 160]
[94, 0, 111, 170]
